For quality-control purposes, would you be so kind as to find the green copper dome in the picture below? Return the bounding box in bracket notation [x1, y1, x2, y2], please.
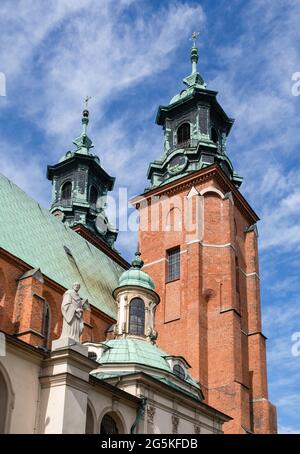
[117, 252, 155, 291]
[93, 338, 203, 401]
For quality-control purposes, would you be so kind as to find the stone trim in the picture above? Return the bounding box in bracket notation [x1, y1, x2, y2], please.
[39, 372, 90, 394]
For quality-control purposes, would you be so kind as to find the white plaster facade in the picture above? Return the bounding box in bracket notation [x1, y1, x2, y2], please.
[0, 333, 230, 434]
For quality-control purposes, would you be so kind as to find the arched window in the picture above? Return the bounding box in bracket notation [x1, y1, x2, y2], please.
[61, 181, 72, 203]
[42, 302, 51, 349]
[177, 123, 190, 146]
[100, 414, 119, 434]
[89, 186, 98, 210]
[211, 127, 218, 144]
[129, 298, 145, 336]
[173, 364, 186, 380]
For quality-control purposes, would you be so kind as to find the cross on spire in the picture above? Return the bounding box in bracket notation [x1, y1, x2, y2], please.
[191, 31, 199, 48]
[84, 96, 92, 110]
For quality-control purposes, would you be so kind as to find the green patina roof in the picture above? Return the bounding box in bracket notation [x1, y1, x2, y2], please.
[97, 338, 199, 389]
[0, 173, 124, 319]
[118, 269, 155, 292]
[117, 252, 155, 292]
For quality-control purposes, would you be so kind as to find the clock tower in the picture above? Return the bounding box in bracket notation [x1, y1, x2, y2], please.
[47, 107, 118, 248]
[134, 37, 277, 434]
[147, 36, 242, 190]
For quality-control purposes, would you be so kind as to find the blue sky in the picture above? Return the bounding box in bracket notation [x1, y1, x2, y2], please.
[0, 0, 300, 433]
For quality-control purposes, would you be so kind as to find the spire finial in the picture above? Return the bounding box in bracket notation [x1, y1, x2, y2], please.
[131, 246, 144, 270]
[136, 242, 141, 256]
[84, 95, 92, 110]
[190, 32, 199, 74]
[82, 96, 92, 135]
[191, 31, 199, 48]
[72, 97, 94, 152]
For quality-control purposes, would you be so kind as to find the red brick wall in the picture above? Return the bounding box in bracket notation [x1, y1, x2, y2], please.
[138, 172, 277, 434]
[0, 250, 114, 349]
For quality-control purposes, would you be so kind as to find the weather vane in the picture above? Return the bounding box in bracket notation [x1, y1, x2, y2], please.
[84, 96, 92, 110]
[191, 31, 199, 47]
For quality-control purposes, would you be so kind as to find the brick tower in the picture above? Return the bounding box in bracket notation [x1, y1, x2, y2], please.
[133, 35, 277, 434]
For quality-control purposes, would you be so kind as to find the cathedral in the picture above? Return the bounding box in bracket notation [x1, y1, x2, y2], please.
[0, 38, 277, 434]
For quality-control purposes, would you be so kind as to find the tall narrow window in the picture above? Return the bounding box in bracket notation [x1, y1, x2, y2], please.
[42, 302, 51, 348]
[129, 298, 145, 336]
[177, 123, 190, 146]
[211, 127, 218, 144]
[90, 186, 98, 210]
[167, 247, 180, 281]
[61, 181, 72, 203]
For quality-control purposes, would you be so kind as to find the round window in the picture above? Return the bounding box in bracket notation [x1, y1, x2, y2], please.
[173, 364, 186, 380]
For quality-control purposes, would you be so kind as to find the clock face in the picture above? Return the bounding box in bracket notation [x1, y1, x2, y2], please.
[95, 213, 108, 234]
[167, 154, 188, 175]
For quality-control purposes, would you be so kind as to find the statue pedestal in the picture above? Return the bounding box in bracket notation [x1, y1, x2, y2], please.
[39, 339, 95, 433]
[52, 337, 88, 357]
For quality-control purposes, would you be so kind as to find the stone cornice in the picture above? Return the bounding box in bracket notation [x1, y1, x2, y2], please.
[39, 372, 90, 394]
[42, 347, 96, 373]
[104, 371, 231, 422]
[89, 374, 140, 405]
[3, 330, 49, 364]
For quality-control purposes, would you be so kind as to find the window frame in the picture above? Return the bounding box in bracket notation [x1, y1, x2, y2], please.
[60, 181, 72, 203]
[166, 247, 181, 283]
[128, 297, 145, 336]
[173, 363, 186, 380]
[176, 122, 191, 146]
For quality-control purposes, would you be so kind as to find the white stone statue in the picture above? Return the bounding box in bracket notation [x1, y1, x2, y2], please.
[60, 282, 89, 343]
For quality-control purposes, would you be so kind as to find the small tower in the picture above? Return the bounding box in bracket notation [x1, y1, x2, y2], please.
[85, 250, 206, 426]
[147, 33, 242, 189]
[47, 104, 118, 248]
[112, 250, 160, 343]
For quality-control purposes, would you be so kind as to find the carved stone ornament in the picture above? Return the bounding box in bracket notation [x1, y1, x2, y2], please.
[172, 415, 179, 434]
[194, 424, 201, 434]
[147, 405, 156, 424]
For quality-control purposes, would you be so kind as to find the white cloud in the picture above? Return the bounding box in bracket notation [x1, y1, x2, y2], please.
[206, 0, 300, 255]
[0, 140, 49, 206]
[0, 1, 205, 141]
[0, 0, 205, 211]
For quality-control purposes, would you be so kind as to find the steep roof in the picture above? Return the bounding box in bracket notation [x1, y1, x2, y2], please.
[0, 173, 124, 319]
